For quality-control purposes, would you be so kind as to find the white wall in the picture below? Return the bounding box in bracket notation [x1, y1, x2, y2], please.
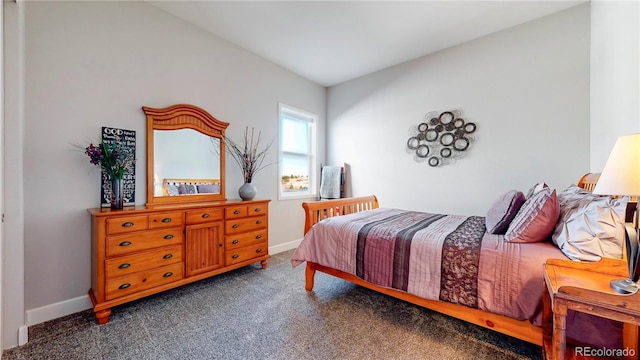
[2, 0, 325, 347]
[590, 0, 640, 169]
[327, 4, 591, 216]
[3, 0, 26, 349]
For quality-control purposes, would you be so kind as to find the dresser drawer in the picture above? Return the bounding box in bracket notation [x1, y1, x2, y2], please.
[106, 228, 184, 257]
[186, 208, 224, 224]
[225, 205, 247, 219]
[149, 212, 184, 229]
[106, 245, 182, 278]
[106, 215, 148, 235]
[105, 262, 183, 301]
[225, 242, 268, 265]
[225, 215, 267, 234]
[247, 203, 267, 217]
[225, 230, 267, 250]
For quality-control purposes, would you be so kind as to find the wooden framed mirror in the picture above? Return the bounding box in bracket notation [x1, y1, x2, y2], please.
[143, 104, 228, 206]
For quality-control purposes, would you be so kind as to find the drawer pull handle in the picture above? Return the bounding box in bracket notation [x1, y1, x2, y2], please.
[232, 224, 239, 229]
[118, 263, 131, 269]
[232, 254, 239, 259]
[164, 234, 174, 240]
[163, 254, 173, 259]
[256, 220, 262, 225]
[255, 235, 262, 239]
[256, 248, 263, 253]
[161, 218, 172, 223]
[163, 272, 173, 278]
[254, 208, 261, 212]
[122, 222, 134, 227]
[219, 243, 223, 247]
[202, 213, 210, 218]
[119, 241, 132, 247]
[119, 283, 131, 290]
[232, 239, 239, 244]
[233, 210, 240, 214]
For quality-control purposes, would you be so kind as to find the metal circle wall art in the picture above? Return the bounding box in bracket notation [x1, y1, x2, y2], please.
[406, 109, 477, 167]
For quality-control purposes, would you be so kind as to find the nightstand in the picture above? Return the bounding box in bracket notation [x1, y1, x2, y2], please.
[543, 258, 640, 360]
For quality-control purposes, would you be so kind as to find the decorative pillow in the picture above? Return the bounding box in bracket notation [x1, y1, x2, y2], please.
[504, 187, 560, 243]
[551, 185, 628, 261]
[178, 184, 197, 195]
[525, 182, 549, 199]
[197, 184, 219, 194]
[485, 190, 526, 234]
[166, 184, 179, 196]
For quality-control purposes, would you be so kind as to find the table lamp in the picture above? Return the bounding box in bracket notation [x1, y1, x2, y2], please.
[593, 133, 640, 294]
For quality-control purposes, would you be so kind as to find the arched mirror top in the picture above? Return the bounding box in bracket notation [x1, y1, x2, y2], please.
[144, 104, 229, 206]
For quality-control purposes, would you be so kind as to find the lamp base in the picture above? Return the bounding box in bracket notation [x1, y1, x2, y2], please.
[610, 279, 639, 294]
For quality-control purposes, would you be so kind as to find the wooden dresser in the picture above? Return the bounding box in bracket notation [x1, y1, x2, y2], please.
[88, 199, 270, 324]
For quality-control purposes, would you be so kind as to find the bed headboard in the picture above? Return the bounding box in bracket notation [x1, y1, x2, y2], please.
[577, 173, 600, 192]
[579, 172, 636, 223]
[162, 178, 221, 196]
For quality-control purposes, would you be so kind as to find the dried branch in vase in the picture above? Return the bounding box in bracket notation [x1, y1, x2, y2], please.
[224, 127, 275, 183]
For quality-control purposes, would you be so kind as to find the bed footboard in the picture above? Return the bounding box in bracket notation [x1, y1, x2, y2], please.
[301, 195, 379, 234]
[307, 261, 542, 345]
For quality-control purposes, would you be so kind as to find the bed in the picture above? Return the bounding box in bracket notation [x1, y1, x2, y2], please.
[291, 175, 630, 348]
[162, 178, 221, 196]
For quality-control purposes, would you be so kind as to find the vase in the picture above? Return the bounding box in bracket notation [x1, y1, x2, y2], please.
[238, 182, 257, 201]
[111, 178, 124, 210]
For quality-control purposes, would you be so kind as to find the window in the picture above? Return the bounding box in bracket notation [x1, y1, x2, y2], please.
[278, 103, 317, 199]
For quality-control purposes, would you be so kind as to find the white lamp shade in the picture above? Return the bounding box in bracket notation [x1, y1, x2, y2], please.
[593, 133, 640, 196]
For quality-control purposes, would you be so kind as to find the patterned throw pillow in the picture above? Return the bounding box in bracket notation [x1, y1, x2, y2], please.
[485, 190, 526, 234]
[525, 182, 549, 199]
[166, 184, 179, 196]
[504, 187, 560, 243]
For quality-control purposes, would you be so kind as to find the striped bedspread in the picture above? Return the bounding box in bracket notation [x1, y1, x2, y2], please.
[291, 208, 566, 321]
[291, 207, 624, 348]
[353, 211, 485, 307]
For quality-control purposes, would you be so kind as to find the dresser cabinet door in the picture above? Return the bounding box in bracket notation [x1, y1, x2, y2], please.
[185, 222, 224, 276]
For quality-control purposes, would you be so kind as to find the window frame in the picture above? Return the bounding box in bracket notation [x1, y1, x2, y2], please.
[277, 103, 318, 200]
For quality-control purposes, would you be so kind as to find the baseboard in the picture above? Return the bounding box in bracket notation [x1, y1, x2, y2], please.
[26, 295, 92, 327]
[23, 240, 302, 328]
[269, 238, 302, 254]
[18, 325, 28, 346]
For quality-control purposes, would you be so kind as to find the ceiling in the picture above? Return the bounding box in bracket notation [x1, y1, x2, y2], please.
[148, 0, 587, 87]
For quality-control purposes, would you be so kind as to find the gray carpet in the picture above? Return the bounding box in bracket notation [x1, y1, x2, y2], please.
[2, 250, 541, 360]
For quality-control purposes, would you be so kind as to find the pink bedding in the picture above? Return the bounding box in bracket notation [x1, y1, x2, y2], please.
[292, 208, 622, 347]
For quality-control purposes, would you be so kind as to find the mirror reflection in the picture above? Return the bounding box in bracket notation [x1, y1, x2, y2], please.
[153, 129, 221, 197]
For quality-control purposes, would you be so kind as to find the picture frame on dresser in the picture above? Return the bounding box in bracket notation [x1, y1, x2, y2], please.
[88, 104, 270, 324]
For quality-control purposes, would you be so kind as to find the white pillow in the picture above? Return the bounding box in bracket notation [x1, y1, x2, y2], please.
[551, 185, 628, 261]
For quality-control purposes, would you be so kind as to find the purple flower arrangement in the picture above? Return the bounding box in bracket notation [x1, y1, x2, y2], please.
[83, 140, 135, 180]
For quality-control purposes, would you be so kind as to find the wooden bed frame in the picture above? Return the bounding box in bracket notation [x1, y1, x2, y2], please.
[300, 175, 605, 346]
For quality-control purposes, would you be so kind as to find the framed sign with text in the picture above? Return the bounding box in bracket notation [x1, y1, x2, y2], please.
[101, 127, 136, 207]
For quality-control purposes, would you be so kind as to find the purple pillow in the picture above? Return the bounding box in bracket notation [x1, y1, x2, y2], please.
[504, 187, 560, 243]
[486, 190, 526, 234]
